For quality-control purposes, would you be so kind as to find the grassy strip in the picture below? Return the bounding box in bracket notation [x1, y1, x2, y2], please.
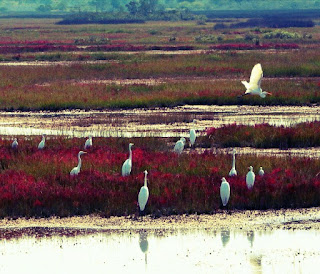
[0, 136, 319, 217]
[0, 78, 319, 111]
[204, 122, 320, 149]
[2, 49, 320, 83]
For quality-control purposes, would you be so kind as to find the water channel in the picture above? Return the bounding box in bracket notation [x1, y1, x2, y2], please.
[0, 228, 319, 274]
[0, 105, 319, 138]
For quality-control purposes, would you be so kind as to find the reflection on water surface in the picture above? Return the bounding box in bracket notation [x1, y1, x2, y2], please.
[0, 228, 319, 273]
[0, 105, 319, 138]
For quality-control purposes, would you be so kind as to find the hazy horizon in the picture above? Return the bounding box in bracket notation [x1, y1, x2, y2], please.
[0, 0, 319, 14]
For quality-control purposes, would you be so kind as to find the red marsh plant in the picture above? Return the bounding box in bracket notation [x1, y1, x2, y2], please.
[205, 122, 320, 148]
[210, 43, 299, 50]
[0, 75, 319, 111]
[0, 136, 319, 217]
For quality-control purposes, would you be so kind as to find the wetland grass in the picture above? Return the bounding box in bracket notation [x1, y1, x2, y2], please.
[205, 122, 320, 149]
[0, 136, 319, 217]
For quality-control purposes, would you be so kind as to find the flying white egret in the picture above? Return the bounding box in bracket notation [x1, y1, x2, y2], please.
[189, 119, 197, 147]
[138, 170, 149, 212]
[84, 135, 93, 149]
[258, 166, 265, 176]
[241, 63, 272, 98]
[11, 138, 18, 149]
[122, 143, 134, 176]
[246, 166, 255, 189]
[174, 137, 186, 154]
[70, 151, 87, 176]
[38, 134, 46, 149]
[220, 177, 230, 207]
[228, 149, 237, 176]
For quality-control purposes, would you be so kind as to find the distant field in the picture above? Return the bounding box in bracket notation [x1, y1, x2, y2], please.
[0, 18, 319, 110]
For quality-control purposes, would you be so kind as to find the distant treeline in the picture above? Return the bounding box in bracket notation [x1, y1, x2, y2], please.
[57, 9, 202, 25]
[214, 18, 315, 29]
[196, 9, 320, 19]
[58, 18, 145, 25]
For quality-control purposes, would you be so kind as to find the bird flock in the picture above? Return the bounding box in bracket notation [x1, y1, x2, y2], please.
[9, 64, 269, 214]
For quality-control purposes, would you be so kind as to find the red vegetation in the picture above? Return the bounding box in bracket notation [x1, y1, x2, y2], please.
[0, 40, 195, 54]
[210, 43, 299, 50]
[205, 122, 320, 148]
[0, 136, 318, 217]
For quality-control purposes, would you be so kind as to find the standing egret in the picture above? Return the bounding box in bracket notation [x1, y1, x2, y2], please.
[11, 138, 18, 149]
[241, 63, 272, 98]
[220, 177, 230, 207]
[246, 166, 255, 189]
[138, 170, 149, 212]
[122, 143, 134, 176]
[70, 151, 87, 176]
[259, 166, 265, 176]
[189, 119, 197, 147]
[84, 135, 93, 149]
[228, 149, 237, 176]
[174, 137, 186, 154]
[38, 134, 46, 150]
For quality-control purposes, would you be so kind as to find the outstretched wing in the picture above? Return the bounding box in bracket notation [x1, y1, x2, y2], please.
[249, 63, 263, 88]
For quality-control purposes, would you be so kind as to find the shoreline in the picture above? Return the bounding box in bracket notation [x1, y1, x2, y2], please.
[1, 207, 320, 237]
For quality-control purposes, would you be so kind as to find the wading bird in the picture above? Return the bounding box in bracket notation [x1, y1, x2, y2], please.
[174, 137, 186, 154]
[38, 134, 46, 150]
[246, 166, 255, 189]
[84, 135, 93, 149]
[220, 177, 230, 207]
[189, 119, 197, 147]
[241, 63, 272, 98]
[122, 143, 134, 176]
[259, 166, 265, 176]
[11, 138, 18, 149]
[70, 151, 86, 176]
[228, 149, 237, 176]
[138, 170, 149, 212]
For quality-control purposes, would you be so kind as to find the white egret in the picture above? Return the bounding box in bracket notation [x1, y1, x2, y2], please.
[11, 138, 18, 149]
[138, 170, 149, 212]
[122, 143, 134, 176]
[84, 135, 93, 149]
[228, 149, 237, 176]
[220, 177, 230, 207]
[38, 134, 46, 149]
[241, 63, 272, 98]
[189, 119, 197, 147]
[174, 137, 186, 154]
[258, 166, 265, 176]
[70, 151, 87, 176]
[246, 166, 255, 189]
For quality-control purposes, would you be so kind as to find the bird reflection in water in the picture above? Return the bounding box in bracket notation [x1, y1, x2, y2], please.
[139, 230, 149, 266]
[250, 254, 263, 274]
[247, 230, 255, 248]
[220, 230, 230, 247]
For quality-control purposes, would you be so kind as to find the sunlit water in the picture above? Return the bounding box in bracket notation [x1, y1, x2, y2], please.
[0, 105, 319, 138]
[0, 229, 319, 274]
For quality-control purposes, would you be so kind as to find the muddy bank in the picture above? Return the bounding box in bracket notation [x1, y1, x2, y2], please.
[1, 207, 320, 237]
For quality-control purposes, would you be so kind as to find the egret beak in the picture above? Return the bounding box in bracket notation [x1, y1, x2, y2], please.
[266, 92, 272, 95]
[237, 93, 248, 98]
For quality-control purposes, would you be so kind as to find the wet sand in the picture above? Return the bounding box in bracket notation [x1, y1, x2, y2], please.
[1, 207, 320, 238]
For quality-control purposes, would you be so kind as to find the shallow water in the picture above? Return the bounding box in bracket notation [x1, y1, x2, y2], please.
[0, 105, 319, 138]
[0, 228, 319, 274]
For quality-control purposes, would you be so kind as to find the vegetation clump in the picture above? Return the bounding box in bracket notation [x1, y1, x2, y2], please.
[0, 136, 319, 217]
[205, 122, 320, 149]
